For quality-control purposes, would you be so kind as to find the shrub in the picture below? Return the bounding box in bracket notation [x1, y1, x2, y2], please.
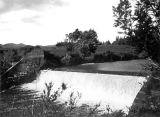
[128, 61, 160, 116]
[138, 51, 149, 59]
[61, 53, 84, 66]
[43, 50, 62, 65]
[65, 92, 82, 116]
[61, 54, 71, 65]
[93, 51, 139, 63]
[66, 43, 74, 52]
[88, 43, 97, 53]
[94, 51, 121, 63]
[104, 51, 121, 62]
[129, 94, 160, 116]
[56, 42, 66, 47]
[70, 53, 84, 65]
[93, 53, 106, 63]
[119, 52, 139, 61]
[80, 46, 91, 57]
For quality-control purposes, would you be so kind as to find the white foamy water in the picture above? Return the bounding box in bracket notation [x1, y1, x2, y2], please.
[21, 70, 146, 113]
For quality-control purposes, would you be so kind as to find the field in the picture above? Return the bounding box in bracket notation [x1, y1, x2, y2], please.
[58, 59, 151, 76]
[96, 45, 135, 53]
[42, 45, 136, 56]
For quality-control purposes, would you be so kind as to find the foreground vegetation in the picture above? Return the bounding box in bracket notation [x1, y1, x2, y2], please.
[1, 80, 160, 117]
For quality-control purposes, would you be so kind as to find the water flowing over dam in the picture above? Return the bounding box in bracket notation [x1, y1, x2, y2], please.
[22, 70, 146, 113]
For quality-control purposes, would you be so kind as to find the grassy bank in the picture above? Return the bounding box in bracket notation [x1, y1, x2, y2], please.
[57, 59, 152, 76]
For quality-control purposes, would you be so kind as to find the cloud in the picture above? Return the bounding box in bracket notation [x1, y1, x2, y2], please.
[21, 15, 41, 25]
[0, 0, 68, 15]
[53, 0, 69, 7]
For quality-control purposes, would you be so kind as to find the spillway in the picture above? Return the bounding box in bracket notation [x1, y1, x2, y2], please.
[21, 70, 146, 113]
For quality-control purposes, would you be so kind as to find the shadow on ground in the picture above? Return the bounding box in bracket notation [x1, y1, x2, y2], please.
[0, 86, 40, 115]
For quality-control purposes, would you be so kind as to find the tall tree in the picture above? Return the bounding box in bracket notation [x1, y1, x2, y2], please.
[113, 0, 160, 62]
[132, 1, 159, 60]
[81, 29, 98, 44]
[112, 0, 133, 36]
[65, 29, 98, 57]
[113, 1, 160, 116]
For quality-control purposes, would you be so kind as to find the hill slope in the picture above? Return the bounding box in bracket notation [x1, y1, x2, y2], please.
[0, 43, 26, 48]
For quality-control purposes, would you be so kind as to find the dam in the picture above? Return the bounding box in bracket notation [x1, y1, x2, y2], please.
[21, 70, 146, 113]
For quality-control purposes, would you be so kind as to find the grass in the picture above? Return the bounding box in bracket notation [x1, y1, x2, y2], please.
[96, 45, 135, 54]
[42, 45, 135, 56]
[57, 59, 152, 76]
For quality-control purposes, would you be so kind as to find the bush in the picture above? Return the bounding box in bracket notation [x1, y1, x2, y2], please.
[61, 54, 72, 65]
[93, 51, 139, 63]
[138, 51, 149, 59]
[61, 53, 84, 66]
[88, 43, 97, 53]
[119, 52, 139, 61]
[94, 51, 121, 63]
[128, 61, 160, 116]
[129, 94, 160, 116]
[66, 43, 74, 52]
[105, 51, 121, 61]
[93, 53, 105, 63]
[43, 50, 62, 65]
[80, 46, 91, 57]
[56, 42, 66, 47]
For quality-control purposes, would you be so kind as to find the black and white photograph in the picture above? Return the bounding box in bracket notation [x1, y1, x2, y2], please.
[0, 0, 160, 116]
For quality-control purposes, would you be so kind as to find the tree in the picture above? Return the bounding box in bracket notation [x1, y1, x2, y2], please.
[65, 29, 98, 57]
[71, 28, 82, 42]
[81, 29, 98, 45]
[113, 0, 160, 62]
[113, 1, 160, 116]
[65, 29, 82, 53]
[138, 0, 160, 62]
[105, 40, 111, 45]
[88, 43, 97, 53]
[132, 2, 159, 60]
[112, 36, 128, 45]
[80, 46, 91, 57]
[112, 0, 133, 36]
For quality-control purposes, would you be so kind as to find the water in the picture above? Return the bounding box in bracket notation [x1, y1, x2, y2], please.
[21, 70, 146, 113]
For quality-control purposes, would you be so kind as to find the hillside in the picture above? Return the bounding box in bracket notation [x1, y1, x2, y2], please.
[0, 43, 26, 49]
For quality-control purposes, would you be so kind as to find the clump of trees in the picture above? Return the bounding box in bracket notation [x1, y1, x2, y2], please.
[104, 40, 111, 45]
[55, 42, 66, 47]
[113, 0, 159, 62]
[64, 29, 99, 57]
[55, 29, 99, 66]
[112, 36, 128, 45]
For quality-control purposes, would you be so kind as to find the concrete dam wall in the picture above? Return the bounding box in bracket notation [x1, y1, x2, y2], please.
[22, 70, 146, 113]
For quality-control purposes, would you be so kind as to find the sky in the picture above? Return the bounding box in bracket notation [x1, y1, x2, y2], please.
[0, 0, 122, 46]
